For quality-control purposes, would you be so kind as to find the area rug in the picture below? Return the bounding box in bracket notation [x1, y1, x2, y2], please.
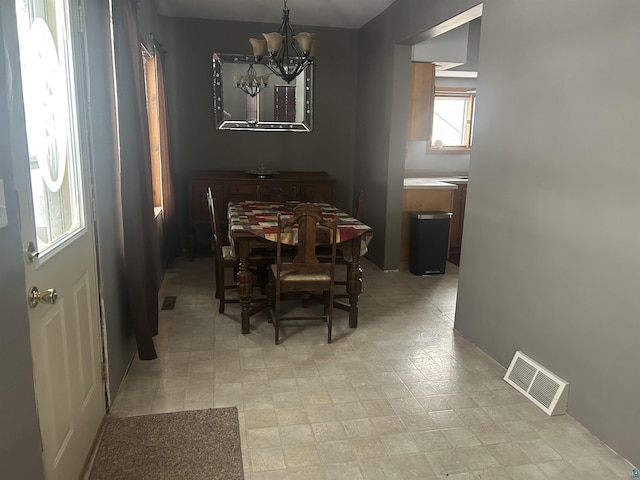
[88, 407, 244, 480]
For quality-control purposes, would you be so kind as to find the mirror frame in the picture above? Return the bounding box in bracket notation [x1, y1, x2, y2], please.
[212, 53, 314, 132]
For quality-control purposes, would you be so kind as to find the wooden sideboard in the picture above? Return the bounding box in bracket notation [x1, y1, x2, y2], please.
[188, 170, 336, 258]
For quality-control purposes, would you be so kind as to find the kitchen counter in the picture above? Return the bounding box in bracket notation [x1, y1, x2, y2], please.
[403, 176, 468, 189]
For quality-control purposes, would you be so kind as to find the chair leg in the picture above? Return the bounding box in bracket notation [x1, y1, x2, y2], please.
[323, 291, 329, 317]
[274, 292, 281, 345]
[218, 266, 226, 314]
[327, 291, 334, 344]
[218, 288, 225, 313]
[273, 298, 280, 345]
[266, 276, 275, 324]
[214, 260, 220, 299]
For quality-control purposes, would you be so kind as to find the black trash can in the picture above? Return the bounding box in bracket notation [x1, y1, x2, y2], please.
[409, 211, 453, 275]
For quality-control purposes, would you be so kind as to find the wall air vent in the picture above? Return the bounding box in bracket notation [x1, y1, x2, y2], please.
[504, 351, 569, 416]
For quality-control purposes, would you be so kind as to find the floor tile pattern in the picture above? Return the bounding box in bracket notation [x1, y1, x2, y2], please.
[111, 258, 636, 479]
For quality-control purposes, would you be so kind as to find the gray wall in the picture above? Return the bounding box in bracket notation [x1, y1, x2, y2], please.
[404, 142, 470, 176]
[450, 17, 481, 73]
[161, 18, 359, 250]
[455, 0, 640, 467]
[0, 2, 47, 477]
[411, 23, 469, 65]
[83, 0, 135, 401]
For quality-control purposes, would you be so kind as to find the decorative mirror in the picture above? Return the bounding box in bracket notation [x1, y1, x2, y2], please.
[213, 53, 314, 132]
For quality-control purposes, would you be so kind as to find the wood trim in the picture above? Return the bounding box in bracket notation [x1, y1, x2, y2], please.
[407, 62, 435, 141]
[426, 147, 471, 154]
[428, 86, 475, 153]
[143, 55, 163, 208]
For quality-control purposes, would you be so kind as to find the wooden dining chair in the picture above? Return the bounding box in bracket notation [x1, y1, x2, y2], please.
[207, 187, 237, 313]
[352, 188, 365, 221]
[207, 187, 273, 313]
[267, 203, 338, 344]
[318, 189, 364, 297]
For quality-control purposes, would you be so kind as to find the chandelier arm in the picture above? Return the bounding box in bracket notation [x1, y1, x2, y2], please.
[239, 82, 266, 98]
[261, 61, 286, 79]
[236, 62, 269, 97]
[282, 12, 296, 37]
[277, 16, 288, 35]
[289, 61, 309, 80]
[247, 0, 314, 85]
[272, 57, 289, 78]
[287, 42, 304, 59]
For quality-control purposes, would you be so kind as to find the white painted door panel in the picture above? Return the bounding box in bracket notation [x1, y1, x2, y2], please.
[13, 0, 106, 478]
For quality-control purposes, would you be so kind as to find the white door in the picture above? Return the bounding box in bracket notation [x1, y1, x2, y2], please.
[13, 0, 105, 478]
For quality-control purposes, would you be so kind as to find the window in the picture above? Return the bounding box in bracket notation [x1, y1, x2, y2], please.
[430, 87, 475, 152]
[274, 85, 296, 122]
[142, 47, 163, 212]
[15, 0, 86, 253]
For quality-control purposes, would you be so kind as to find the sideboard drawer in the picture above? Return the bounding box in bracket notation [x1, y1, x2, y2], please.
[303, 183, 335, 203]
[227, 182, 260, 202]
[188, 179, 224, 224]
[258, 183, 300, 202]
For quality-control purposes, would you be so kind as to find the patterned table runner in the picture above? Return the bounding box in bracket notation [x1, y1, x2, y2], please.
[228, 201, 372, 246]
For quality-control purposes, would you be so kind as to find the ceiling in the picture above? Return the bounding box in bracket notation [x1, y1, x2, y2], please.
[153, 0, 398, 29]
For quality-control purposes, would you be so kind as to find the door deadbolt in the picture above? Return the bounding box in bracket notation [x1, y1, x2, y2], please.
[28, 286, 58, 308]
[24, 241, 39, 263]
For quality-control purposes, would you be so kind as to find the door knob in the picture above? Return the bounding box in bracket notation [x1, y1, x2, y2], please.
[28, 286, 58, 308]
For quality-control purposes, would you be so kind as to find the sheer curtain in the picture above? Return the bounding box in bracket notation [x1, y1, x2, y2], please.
[111, 0, 158, 360]
[153, 38, 179, 265]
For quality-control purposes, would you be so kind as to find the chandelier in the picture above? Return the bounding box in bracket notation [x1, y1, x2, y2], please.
[234, 64, 270, 97]
[248, 0, 317, 84]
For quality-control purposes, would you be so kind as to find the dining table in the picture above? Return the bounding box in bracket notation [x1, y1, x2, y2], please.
[228, 201, 374, 334]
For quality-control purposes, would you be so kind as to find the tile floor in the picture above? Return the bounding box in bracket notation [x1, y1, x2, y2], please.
[111, 257, 637, 479]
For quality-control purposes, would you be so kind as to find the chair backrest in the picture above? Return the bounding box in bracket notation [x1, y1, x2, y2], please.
[353, 189, 364, 219]
[275, 203, 337, 274]
[206, 187, 224, 263]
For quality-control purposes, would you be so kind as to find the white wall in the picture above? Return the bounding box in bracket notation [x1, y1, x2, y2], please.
[455, 0, 640, 467]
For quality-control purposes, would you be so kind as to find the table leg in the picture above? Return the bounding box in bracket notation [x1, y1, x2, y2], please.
[346, 240, 363, 328]
[237, 240, 253, 334]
